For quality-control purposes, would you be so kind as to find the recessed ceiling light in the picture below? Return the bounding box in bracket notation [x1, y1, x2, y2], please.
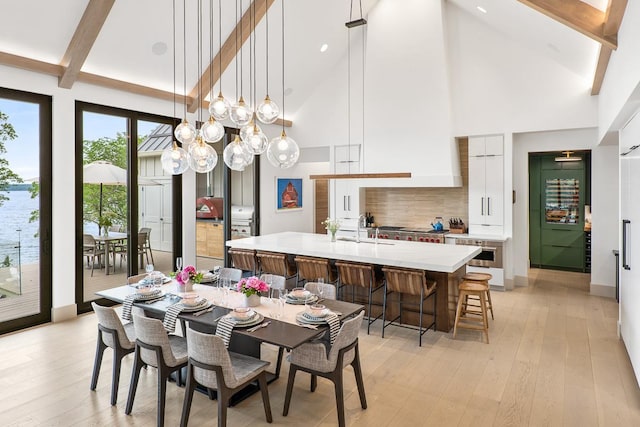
[151, 42, 167, 55]
[320, 43, 329, 53]
[477, 6, 487, 13]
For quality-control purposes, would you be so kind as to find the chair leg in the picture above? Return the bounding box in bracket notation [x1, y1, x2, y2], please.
[334, 369, 346, 427]
[310, 374, 317, 392]
[180, 364, 195, 427]
[275, 347, 285, 378]
[453, 290, 465, 339]
[110, 350, 124, 405]
[381, 289, 388, 338]
[157, 369, 167, 427]
[486, 287, 494, 319]
[419, 286, 424, 347]
[283, 365, 298, 416]
[218, 393, 229, 427]
[258, 372, 273, 423]
[90, 333, 106, 391]
[352, 344, 367, 409]
[125, 349, 143, 415]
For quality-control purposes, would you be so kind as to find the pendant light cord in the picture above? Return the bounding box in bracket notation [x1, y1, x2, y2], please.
[218, 0, 223, 94]
[265, 0, 269, 96]
[240, 0, 244, 99]
[281, 0, 285, 133]
[235, 0, 239, 101]
[198, 0, 203, 125]
[347, 17, 351, 172]
[209, 0, 213, 107]
[173, 0, 177, 126]
[183, 0, 187, 120]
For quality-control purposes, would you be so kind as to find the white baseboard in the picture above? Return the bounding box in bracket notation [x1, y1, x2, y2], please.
[514, 275, 529, 287]
[590, 283, 616, 299]
[51, 304, 77, 323]
[618, 320, 622, 339]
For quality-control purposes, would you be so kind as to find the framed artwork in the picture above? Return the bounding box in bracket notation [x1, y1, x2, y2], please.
[276, 178, 303, 211]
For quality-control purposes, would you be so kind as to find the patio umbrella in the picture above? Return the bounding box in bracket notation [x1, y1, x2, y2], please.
[82, 161, 159, 230]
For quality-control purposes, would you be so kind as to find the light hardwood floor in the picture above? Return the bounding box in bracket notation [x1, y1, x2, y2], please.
[1, 269, 639, 426]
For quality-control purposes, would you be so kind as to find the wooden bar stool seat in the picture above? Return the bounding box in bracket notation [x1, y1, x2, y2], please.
[453, 281, 490, 344]
[256, 251, 297, 285]
[294, 255, 338, 285]
[335, 261, 385, 334]
[462, 272, 494, 319]
[228, 248, 258, 275]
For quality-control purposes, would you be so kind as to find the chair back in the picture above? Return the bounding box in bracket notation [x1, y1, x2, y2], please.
[83, 234, 97, 248]
[327, 311, 364, 368]
[219, 267, 242, 282]
[295, 256, 336, 283]
[256, 251, 296, 277]
[127, 273, 148, 285]
[335, 261, 376, 288]
[304, 282, 336, 300]
[229, 248, 257, 273]
[260, 274, 286, 290]
[186, 328, 236, 389]
[109, 225, 122, 232]
[92, 302, 134, 349]
[382, 267, 430, 296]
[137, 232, 148, 250]
[132, 314, 181, 367]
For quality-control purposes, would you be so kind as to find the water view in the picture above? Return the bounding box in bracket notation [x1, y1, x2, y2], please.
[0, 190, 39, 265]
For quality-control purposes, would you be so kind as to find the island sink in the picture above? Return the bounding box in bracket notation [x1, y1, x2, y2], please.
[336, 237, 395, 246]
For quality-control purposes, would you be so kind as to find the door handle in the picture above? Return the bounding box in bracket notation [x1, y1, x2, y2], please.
[343, 196, 347, 211]
[487, 197, 491, 216]
[481, 197, 484, 215]
[623, 219, 631, 270]
[348, 196, 351, 211]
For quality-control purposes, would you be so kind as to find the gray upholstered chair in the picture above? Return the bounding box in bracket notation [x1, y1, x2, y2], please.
[90, 302, 136, 405]
[304, 282, 337, 300]
[125, 314, 188, 427]
[260, 273, 286, 291]
[283, 311, 367, 427]
[180, 328, 273, 427]
[217, 267, 242, 284]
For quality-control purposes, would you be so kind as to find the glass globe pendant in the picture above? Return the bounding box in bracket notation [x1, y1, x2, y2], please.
[160, 142, 189, 175]
[245, 123, 269, 155]
[256, 95, 280, 124]
[240, 118, 259, 142]
[209, 92, 231, 121]
[201, 116, 225, 143]
[174, 119, 196, 144]
[267, 130, 300, 169]
[230, 96, 252, 126]
[187, 135, 218, 173]
[223, 135, 253, 171]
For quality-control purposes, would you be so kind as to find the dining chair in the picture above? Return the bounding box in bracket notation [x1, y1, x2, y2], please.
[381, 266, 437, 346]
[127, 273, 148, 285]
[335, 261, 386, 334]
[294, 255, 338, 285]
[180, 328, 273, 427]
[83, 234, 102, 276]
[139, 227, 155, 267]
[228, 248, 258, 276]
[304, 282, 337, 300]
[256, 251, 297, 287]
[125, 314, 188, 427]
[218, 267, 242, 283]
[90, 302, 136, 406]
[260, 273, 287, 378]
[283, 311, 367, 427]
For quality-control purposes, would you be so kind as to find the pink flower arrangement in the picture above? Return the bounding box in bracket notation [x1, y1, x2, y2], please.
[173, 265, 203, 285]
[237, 276, 269, 297]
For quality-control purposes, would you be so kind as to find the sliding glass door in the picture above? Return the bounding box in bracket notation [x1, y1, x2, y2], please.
[0, 88, 52, 334]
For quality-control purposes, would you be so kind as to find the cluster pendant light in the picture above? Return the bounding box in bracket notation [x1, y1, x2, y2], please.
[162, 0, 298, 176]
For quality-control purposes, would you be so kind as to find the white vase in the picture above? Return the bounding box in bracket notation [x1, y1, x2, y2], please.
[176, 280, 192, 293]
[243, 293, 261, 307]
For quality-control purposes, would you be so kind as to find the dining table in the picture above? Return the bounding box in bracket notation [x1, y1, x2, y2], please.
[96, 279, 364, 401]
[92, 232, 127, 275]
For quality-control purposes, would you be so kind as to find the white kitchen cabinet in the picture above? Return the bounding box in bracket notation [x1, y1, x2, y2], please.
[468, 135, 504, 235]
[333, 144, 365, 221]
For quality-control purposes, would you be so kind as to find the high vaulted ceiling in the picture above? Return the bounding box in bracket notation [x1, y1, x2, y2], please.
[0, 0, 628, 121]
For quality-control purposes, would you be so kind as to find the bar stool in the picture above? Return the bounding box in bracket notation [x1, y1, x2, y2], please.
[335, 261, 385, 334]
[228, 248, 258, 275]
[256, 251, 297, 287]
[462, 272, 494, 319]
[381, 267, 437, 346]
[294, 255, 338, 285]
[453, 280, 490, 344]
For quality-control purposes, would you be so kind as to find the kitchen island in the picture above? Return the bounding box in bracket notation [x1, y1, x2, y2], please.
[227, 231, 481, 332]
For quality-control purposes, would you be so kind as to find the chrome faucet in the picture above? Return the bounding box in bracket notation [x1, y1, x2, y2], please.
[357, 213, 366, 243]
[375, 227, 380, 244]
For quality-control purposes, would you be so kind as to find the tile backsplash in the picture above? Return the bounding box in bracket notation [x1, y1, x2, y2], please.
[364, 139, 468, 229]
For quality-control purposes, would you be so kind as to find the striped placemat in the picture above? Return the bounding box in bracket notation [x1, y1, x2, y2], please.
[163, 303, 185, 332]
[215, 316, 236, 348]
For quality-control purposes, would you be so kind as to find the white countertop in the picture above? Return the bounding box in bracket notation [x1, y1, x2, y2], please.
[445, 233, 510, 242]
[227, 232, 481, 273]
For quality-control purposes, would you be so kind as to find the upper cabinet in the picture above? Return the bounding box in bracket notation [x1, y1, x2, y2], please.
[468, 135, 504, 235]
[333, 144, 365, 221]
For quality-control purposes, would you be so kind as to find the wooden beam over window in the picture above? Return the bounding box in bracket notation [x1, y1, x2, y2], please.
[592, 0, 628, 95]
[59, 0, 115, 89]
[187, 0, 275, 113]
[517, 0, 617, 49]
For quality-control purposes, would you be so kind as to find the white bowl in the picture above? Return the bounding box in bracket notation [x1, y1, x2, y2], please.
[290, 288, 311, 300]
[308, 304, 327, 317]
[136, 284, 156, 295]
[181, 293, 200, 307]
[232, 307, 255, 321]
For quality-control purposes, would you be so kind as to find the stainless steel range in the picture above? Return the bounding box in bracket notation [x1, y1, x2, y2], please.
[368, 226, 448, 244]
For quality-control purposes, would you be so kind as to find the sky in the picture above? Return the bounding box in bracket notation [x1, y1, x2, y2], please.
[0, 98, 159, 181]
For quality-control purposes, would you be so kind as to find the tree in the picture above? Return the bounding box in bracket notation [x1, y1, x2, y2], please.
[0, 111, 23, 206]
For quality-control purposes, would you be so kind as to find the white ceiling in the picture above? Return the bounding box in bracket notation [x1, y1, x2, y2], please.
[0, 0, 606, 115]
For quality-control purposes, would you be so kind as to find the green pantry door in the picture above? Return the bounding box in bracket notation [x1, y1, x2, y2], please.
[529, 155, 587, 271]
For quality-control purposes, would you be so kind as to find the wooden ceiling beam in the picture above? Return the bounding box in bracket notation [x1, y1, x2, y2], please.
[187, 0, 275, 113]
[517, 0, 616, 49]
[0, 51, 63, 76]
[59, 0, 115, 89]
[592, 0, 628, 95]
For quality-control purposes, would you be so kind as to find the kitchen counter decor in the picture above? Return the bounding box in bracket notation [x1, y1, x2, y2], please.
[237, 276, 269, 307]
[322, 217, 341, 242]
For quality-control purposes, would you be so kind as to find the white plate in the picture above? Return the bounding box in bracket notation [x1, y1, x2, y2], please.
[181, 296, 204, 307]
[179, 299, 211, 312]
[286, 295, 318, 305]
[296, 312, 328, 325]
[223, 312, 264, 328]
[303, 308, 329, 319]
[230, 309, 256, 321]
[133, 290, 164, 300]
[132, 276, 171, 286]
